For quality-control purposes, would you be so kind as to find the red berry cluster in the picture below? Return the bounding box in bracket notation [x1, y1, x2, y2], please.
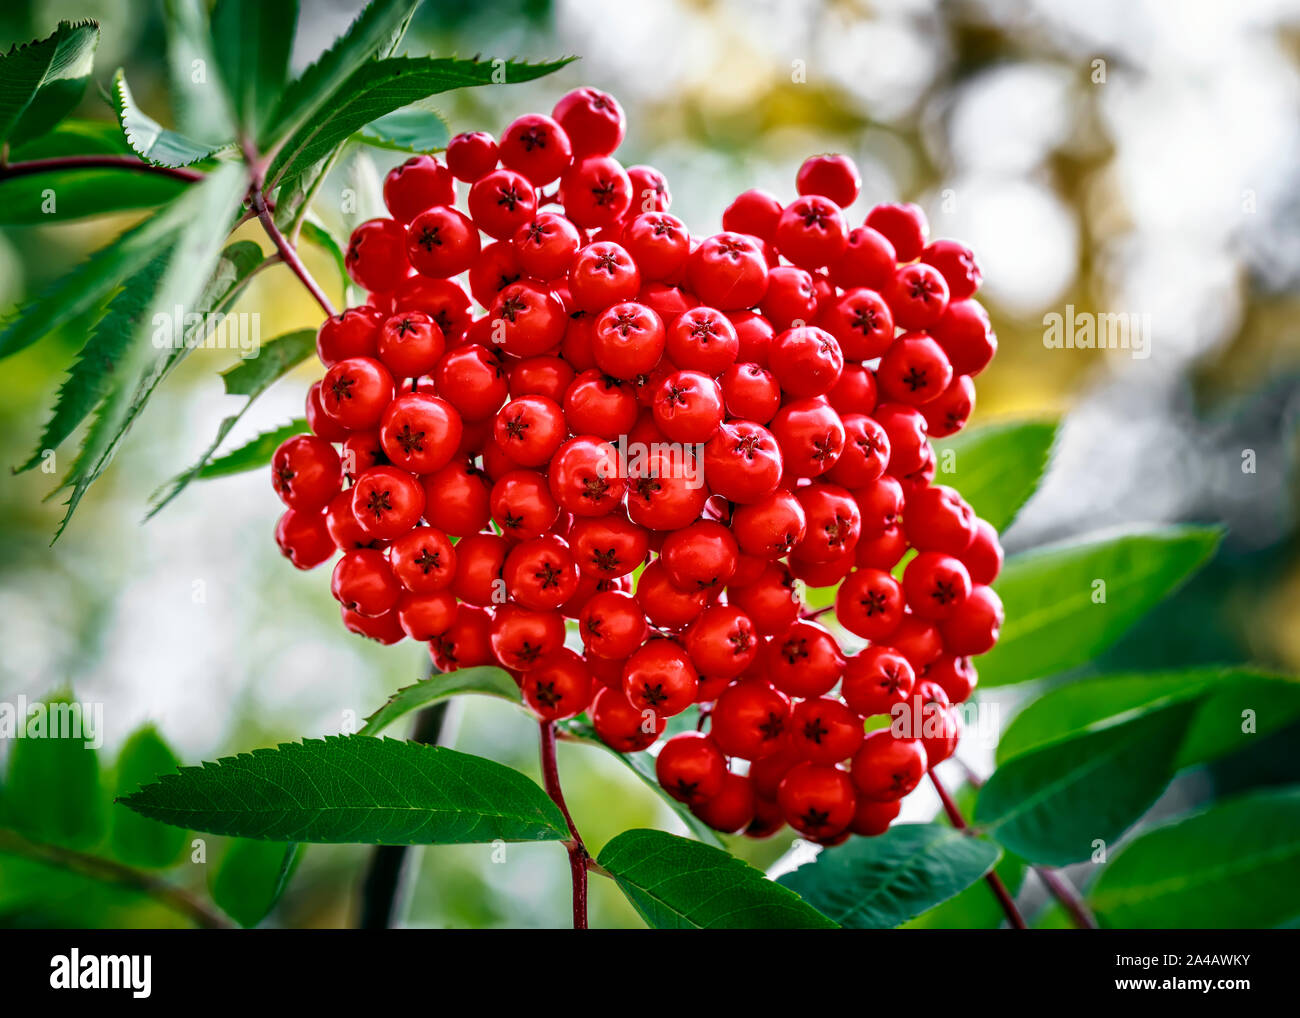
[270, 86, 1003, 845]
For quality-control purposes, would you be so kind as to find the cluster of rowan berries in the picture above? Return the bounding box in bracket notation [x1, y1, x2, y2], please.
[270, 86, 1002, 845]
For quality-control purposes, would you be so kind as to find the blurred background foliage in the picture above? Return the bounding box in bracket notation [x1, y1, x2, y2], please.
[1, 0, 1298, 927]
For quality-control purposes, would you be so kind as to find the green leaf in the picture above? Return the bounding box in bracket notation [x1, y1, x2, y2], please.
[53, 163, 247, 540]
[1088, 787, 1300, 929]
[598, 828, 837, 929]
[904, 851, 1027, 929]
[2, 693, 104, 850]
[193, 418, 307, 480]
[0, 21, 99, 148]
[148, 328, 316, 514]
[119, 735, 569, 845]
[356, 106, 449, 152]
[211, 839, 299, 928]
[300, 217, 352, 301]
[560, 720, 725, 848]
[15, 258, 167, 475]
[933, 417, 1058, 530]
[262, 0, 420, 148]
[995, 666, 1300, 768]
[975, 699, 1199, 866]
[110, 725, 187, 868]
[979, 526, 1223, 687]
[778, 823, 1001, 928]
[112, 69, 222, 167]
[360, 667, 521, 737]
[162, 0, 234, 143]
[268, 55, 574, 197]
[209, 0, 297, 138]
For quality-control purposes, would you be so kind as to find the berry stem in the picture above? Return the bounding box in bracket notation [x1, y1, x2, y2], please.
[0, 153, 204, 183]
[800, 605, 834, 621]
[0, 828, 230, 928]
[250, 186, 337, 318]
[538, 718, 590, 929]
[953, 766, 1099, 929]
[929, 768, 1028, 929]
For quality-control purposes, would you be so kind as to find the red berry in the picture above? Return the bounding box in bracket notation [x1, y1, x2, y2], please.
[961, 518, 1003, 586]
[503, 534, 580, 610]
[332, 547, 401, 616]
[775, 196, 848, 270]
[789, 697, 865, 765]
[652, 369, 724, 443]
[271, 434, 342, 510]
[903, 551, 972, 620]
[351, 465, 425, 541]
[346, 218, 410, 292]
[434, 344, 509, 422]
[921, 239, 982, 301]
[377, 311, 446, 378]
[316, 306, 382, 366]
[321, 356, 396, 430]
[622, 212, 690, 281]
[622, 639, 699, 718]
[760, 265, 818, 331]
[850, 731, 927, 802]
[421, 460, 490, 537]
[855, 524, 908, 570]
[821, 287, 894, 361]
[687, 233, 770, 311]
[568, 241, 641, 312]
[719, 363, 779, 423]
[874, 402, 929, 477]
[567, 513, 649, 578]
[522, 648, 594, 721]
[634, 558, 708, 629]
[450, 531, 510, 606]
[490, 469, 559, 539]
[627, 164, 671, 213]
[395, 590, 458, 640]
[548, 435, 626, 518]
[579, 589, 649, 660]
[490, 604, 566, 670]
[796, 154, 860, 207]
[379, 391, 462, 475]
[826, 413, 889, 487]
[500, 113, 573, 185]
[842, 646, 916, 717]
[710, 679, 791, 760]
[731, 488, 806, 558]
[931, 298, 997, 376]
[903, 484, 976, 555]
[275, 508, 335, 569]
[553, 87, 626, 158]
[726, 561, 800, 636]
[489, 281, 567, 358]
[886, 262, 950, 330]
[468, 168, 537, 239]
[777, 762, 855, 837]
[850, 797, 901, 836]
[513, 212, 582, 281]
[494, 394, 566, 467]
[721, 189, 783, 242]
[389, 527, 456, 593]
[765, 620, 846, 698]
[468, 241, 523, 307]
[877, 332, 954, 407]
[406, 206, 480, 279]
[864, 202, 928, 262]
[660, 520, 738, 591]
[769, 398, 845, 478]
[625, 447, 709, 531]
[793, 483, 861, 562]
[592, 301, 666, 379]
[685, 604, 758, 678]
[835, 567, 905, 642]
[926, 654, 978, 703]
[445, 130, 499, 181]
[561, 155, 633, 228]
[922, 374, 975, 438]
[893, 614, 946, 670]
[938, 584, 1003, 656]
[592, 686, 664, 752]
[769, 325, 844, 398]
[384, 155, 455, 223]
[831, 226, 896, 290]
[727, 309, 776, 364]
[342, 606, 405, 644]
[656, 732, 727, 804]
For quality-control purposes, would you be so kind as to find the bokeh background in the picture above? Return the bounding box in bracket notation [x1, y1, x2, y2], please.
[2, 0, 1299, 927]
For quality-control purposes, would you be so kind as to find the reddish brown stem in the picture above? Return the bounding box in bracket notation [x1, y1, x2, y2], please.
[0, 154, 204, 183]
[929, 768, 1027, 929]
[539, 719, 589, 929]
[250, 188, 336, 318]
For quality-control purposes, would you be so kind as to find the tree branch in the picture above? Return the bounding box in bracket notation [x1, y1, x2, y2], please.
[929, 768, 1027, 929]
[249, 187, 336, 318]
[0, 828, 231, 929]
[0, 154, 204, 183]
[539, 719, 589, 929]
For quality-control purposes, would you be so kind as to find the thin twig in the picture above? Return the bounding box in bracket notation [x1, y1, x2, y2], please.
[250, 187, 336, 317]
[539, 719, 589, 929]
[929, 768, 1028, 930]
[0, 828, 231, 929]
[0, 154, 204, 183]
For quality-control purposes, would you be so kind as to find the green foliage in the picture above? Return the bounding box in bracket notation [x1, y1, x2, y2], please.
[981, 525, 1223, 686]
[2, 694, 104, 850]
[975, 699, 1200, 866]
[209, 0, 297, 138]
[0, 20, 99, 147]
[933, 418, 1058, 530]
[193, 419, 308, 480]
[1087, 788, 1300, 928]
[598, 829, 837, 929]
[110, 725, 187, 868]
[113, 70, 221, 167]
[119, 736, 569, 845]
[357, 106, 450, 152]
[212, 840, 299, 928]
[360, 667, 521, 736]
[779, 824, 1000, 928]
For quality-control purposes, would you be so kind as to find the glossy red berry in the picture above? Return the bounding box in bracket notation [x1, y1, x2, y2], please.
[851, 731, 927, 802]
[421, 460, 491, 537]
[522, 648, 593, 721]
[687, 233, 769, 311]
[271, 434, 342, 510]
[842, 646, 915, 718]
[561, 155, 633, 228]
[500, 113, 573, 185]
[769, 326, 844, 398]
[384, 155, 455, 223]
[796, 154, 860, 207]
[903, 484, 976, 555]
[685, 604, 758, 678]
[389, 527, 456, 593]
[719, 363, 779, 423]
[332, 547, 401, 616]
[350, 466, 425, 541]
[877, 332, 954, 407]
[864, 202, 928, 262]
[622, 639, 698, 718]
[513, 212, 582, 280]
[579, 589, 649, 660]
[769, 398, 845, 478]
[316, 306, 382, 366]
[789, 697, 865, 765]
[378, 391, 462, 475]
[886, 262, 950, 330]
[835, 567, 905, 641]
[592, 301, 666, 379]
[494, 394, 566, 467]
[275, 508, 335, 569]
[765, 620, 846, 698]
[721, 188, 783, 242]
[450, 532, 509, 606]
[445, 131, 499, 182]
[504, 534, 580, 610]
[488, 281, 567, 358]
[777, 762, 856, 837]
[346, 218, 410, 292]
[921, 239, 981, 300]
[567, 513, 649, 578]
[468, 168, 537, 239]
[568, 241, 641, 312]
[660, 520, 738, 591]
[652, 370, 724, 443]
[775, 196, 848, 270]
[553, 87, 626, 157]
[405, 206, 480, 279]
[548, 435, 626, 517]
[656, 732, 727, 804]
[490, 604, 566, 670]
[831, 226, 896, 291]
[961, 517, 1003, 586]
[932, 298, 997, 377]
[490, 469, 560, 539]
[822, 287, 894, 361]
[321, 356, 396, 430]
[903, 552, 972, 620]
[710, 679, 791, 760]
[377, 311, 447, 378]
[923, 375, 975, 438]
[622, 212, 690, 281]
[938, 584, 1003, 656]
